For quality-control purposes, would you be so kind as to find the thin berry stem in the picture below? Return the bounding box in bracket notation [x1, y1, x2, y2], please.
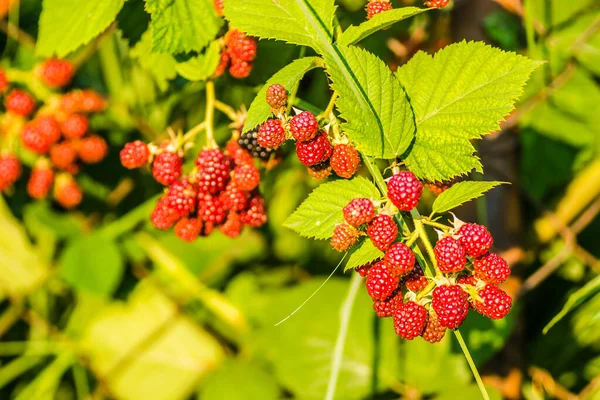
[181, 121, 207, 143]
[205, 80, 217, 148]
[421, 219, 451, 231]
[322, 91, 338, 119]
[214, 100, 238, 121]
[413, 218, 439, 277]
[454, 330, 491, 400]
[416, 280, 436, 300]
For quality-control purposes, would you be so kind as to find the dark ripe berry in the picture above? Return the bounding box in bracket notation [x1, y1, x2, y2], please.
[54, 176, 82, 209]
[120, 140, 150, 169]
[289, 111, 319, 142]
[373, 290, 402, 317]
[434, 236, 467, 273]
[424, 0, 450, 8]
[174, 217, 203, 242]
[213, 0, 224, 16]
[6, 89, 35, 116]
[151, 196, 180, 230]
[356, 262, 375, 277]
[384, 242, 415, 276]
[343, 198, 374, 227]
[152, 152, 182, 186]
[473, 253, 510, 284]
[229, 58, 253, 79]
[61, 114, 88, 139]
[50, 141, 77, 170]
[473, 285, 512, 320]
[21, 123, 51, 154]
[421, 310, 446, 343]
[394, 301, 427, 340]
[0, 69, 8, 91]
[331, 222, 359, 252]
[307, 161, 332, 180]
[265, 84, 287, 110]
[213, 50, 231, 78]
[295, 131, 333, 166]
[27, 163, 54, 199]
[232, 163, 260, 192]
[219, 181, 250, 211]
[366, 214, 398, 251]
[226, 30, 257, 62]
[197, 192, 227, 224]
[366, 261, 399, 301]
[367, 0, 392, 19]
[457, 223, 494, 257]
[0, 153, 21, 190]
[226, 138, 254, 166]
[39, 58, 74, 87]
[257, 119, 286, 149]
[220, 211, 244, 238]
[238, 129, 277, 161]
[432, 285, 469, 329]
[387, 171, 423, 211]
[403, 264, 428, 292]
[166, 179, 197, 216]
[240, 194, 267, 227]
[196, 148, 232, 194]
[457, 274, 477, 287]
[330, 144, 360, 179]
[77, 135, 108, 164]
[36, 116, 61, 146]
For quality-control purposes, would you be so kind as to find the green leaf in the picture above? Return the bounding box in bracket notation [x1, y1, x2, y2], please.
[326, 45, 416, 158]
[396, 41, 541, 181]
[432, 181, 506, 214]
[544, 274, 600, 334]
[199, 360, 279, 400]
[130, 29, 177, 91]
[338, 7, 428, 46]
[243, 57, 324, 132]
[223, 0, 336, 51]
[59, 234, 124, 296]
[145, 0, 223, 54]
[283, 177, 380, 240]
[344, 239, 383, 271]
[175, 41, 222, 81]
[37, 0, 125, 57]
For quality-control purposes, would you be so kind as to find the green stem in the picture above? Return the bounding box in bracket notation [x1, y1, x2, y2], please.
[181, 121, 207, 143]
[325, 273, 362, 400]
[214, 100, 238, 121]
[454, 330, 490, 400]
[72, 364, 91, 400]
[413, 218, 439, 277]
[421, 219, 450, 231]
[322, 92, 338, 119]
[205, 81, 217, 148]
[98, 195, 159, 240]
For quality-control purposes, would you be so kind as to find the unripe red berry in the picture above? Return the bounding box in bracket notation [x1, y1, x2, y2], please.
[229, 58, 253, 78]
[0, 69, 8, 92]
[240, 194, 267, 227]
[80, 90, 106, 113]
[373, 290, 402, 317]
[5, 89, 35, 116]
[197, 192, 227, 224]
[384, 242, 415, 276]
[366, 214, 398, 251]
[265, 84, 287, 110]
[174, 217, 203, 242]
[54, 176, 82, 209]
[295, 131, 333, 166]
[434, 236, 467, 273]
[152, 151, 182, 186]
[473, 252, 510, 284]
[21, 123, 51, 154]
[196, 148, 231, 194]
[421, 310, 446, 343]
[366, 261, 399, 301]
[356, 262, 374, 277]
[151, 196, 180, 230]
[473, 284, 512, 320]
[77, 135, 108, 164]
[0, 153, 21, 190]
[457, 274, 478, 287]
[257, 119, 286, 149]
[424, 0, 450, 8]
[432, 285, 469, 329]
[307, 162, 332, 180]
[213, 0, 224, 16]
[226, 30, 257, 61]
[27, 162, 54, 199]
[220, 211, 244, 238]
[394, 301, 427, 340]
[330, 144, 360, 179]
[232, 163, 260, 191]
[226, 138, 254, 166]
[50, 141, 77, 170]
[36, 116, 61, 146]
[403, 264, 428, 293]
[425, 179, 455, 195]
[219, 181, 250, 211]
[290, 111, 319, 142]
[39, 58, 74, 87]
[120, 140, 150, 169]
[367, 0, 392, 19]
[331, 222, 359, 252]
[343, 198, 374, 227]
[457, 223, 494, 257]
[387, 171, 423, 211]
[61, 114, 88, 139]
[166, 178, 197, 216]
[213, 50, 231, 78]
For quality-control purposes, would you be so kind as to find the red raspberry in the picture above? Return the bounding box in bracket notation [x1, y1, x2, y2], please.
[61, 114, 88, 139]
[0, 153, 21, 190]
[174, 217, 203, 242]
[384, 242, 415, 276]
[151, 196, 180, 229]
[213, 0, 224, 16]
[120, 140, 150, 169]
[421, 310, 446, 343]
[394, 301, 427, 340]
[54, 176, 82, 209]
[39, 58, 74, 87]
[431, 285, 469, 329]
[457, 223, 494, 257]
[0, 70, 8, 92]
[457, 274, 477, 287]
[265, 84, 287, 110]
[203, 222, 216, 236]
[226, 30, 257, 61]
[424, 0, 450, 8]
[387, 171, 423, 211]
[343, 198, 374, 227]
[197, 192, 227, 224]
[80, 90, 106, 113]
[5, 89, 35, 116]
[356, 262, 375, 277]
[331, 222, 359, 252]
[473, 253, 510, 284]
[50, 141, 77, 170]
[257, 119, 286, 149]
[434, 236, 466, 273]
[366, 261, 399, 301]
[367, 0, 392, 19]
[330, 144, 360, 178]
[232, 163, 260, 192]
[403, 265, 428, 292]
[289, 111, 319, 142]
[220, 212, 244, 238]
[196, 148, 231, 194]
[219, 181, 250, 211]
[213, 50, 231, 78]
[307, 162, 332, 180]
[473, 285, 512, 320]
[36, 116, 61, 146]
[27, 162, 54, 199]
[240, 194, 267, 227]
[366, 214, 398, 251]
[166, 179, 197, 216]
[21, 123, 51, 154]
[295, 131, 333, 166]
[77, 135, 108, 164]
[225, 138, 254, 166]
[425, 180, 455, 195]
[229, 58, 253, 78]
[152, 152, 182, 185]
[373, 290, 402, 317]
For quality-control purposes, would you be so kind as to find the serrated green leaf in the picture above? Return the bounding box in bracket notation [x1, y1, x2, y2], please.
[338, 7, 428, 46]
[396, 41, 541, 181]
[326, 45, 416, 158]
[145, 0, 223, 54]
[224, 0, 335, 51]
[432, 181, 505, 214]
[344, 239, 383, 271]
[131, 29, 177, 91]
[284, 177, 380, 240]
[37, 0, 125, 57]
[544, 275, 600, 334]
[175, 41, 221, 81]
[243, 57, 324, 132]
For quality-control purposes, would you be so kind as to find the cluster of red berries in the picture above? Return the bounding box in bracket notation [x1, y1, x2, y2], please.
[424, 0, 450, 8]
[256, 84, 361, 180]
[213, 29, 258, 79]
[0, 59, 108, 208]
[120, 133, 267, 242]
[366, 0, 393, 20]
